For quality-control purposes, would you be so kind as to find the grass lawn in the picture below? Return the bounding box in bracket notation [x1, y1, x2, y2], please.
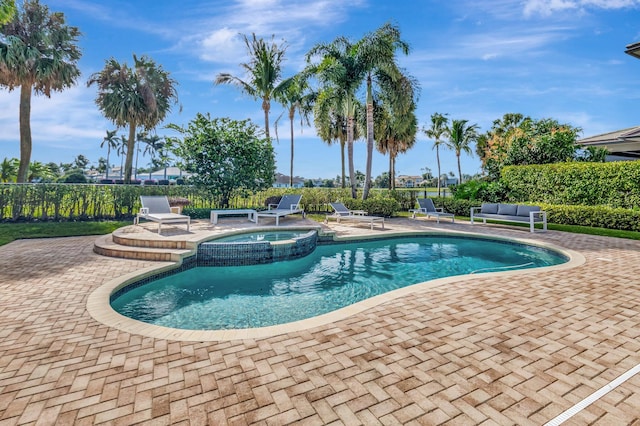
[1, 216, 639, 248]
[0, 221, 131, 247]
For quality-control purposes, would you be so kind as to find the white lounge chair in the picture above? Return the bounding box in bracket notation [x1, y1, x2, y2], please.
[134, 196, 191, 235]
[325, 202, 384, 230]
[256, 194, 305, 226]
[410, 198, 455, 223]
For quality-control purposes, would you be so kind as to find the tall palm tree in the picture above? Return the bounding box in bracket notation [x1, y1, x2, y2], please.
[312, 88, 362, 189]
[142, 133, 165, 179]
[100, 130, 118, 179]
[215, 33, 287, 140]
[357, 23, 411, 200]
[275, 73, 314, 187]
[0, 0, 81, 182]
[375, 75, 418, 190]
[306, 37, 364, 198]
[424, 112, 449, 197]
[88, 54, 178, 183]
[447, 119, 479, 185]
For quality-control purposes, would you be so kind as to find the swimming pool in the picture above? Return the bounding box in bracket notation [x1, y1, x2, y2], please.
[111, 235, 568, 330]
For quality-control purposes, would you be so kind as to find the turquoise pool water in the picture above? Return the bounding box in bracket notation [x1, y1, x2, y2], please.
[111, 236, 567, 330]
[213, 231, 311, 242]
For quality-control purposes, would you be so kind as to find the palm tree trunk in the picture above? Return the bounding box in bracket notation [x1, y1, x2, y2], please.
[347, 116, 356, 198]
[457, 152, 462, 185]
[363, 75, 374, 200]
[391, 154, 396, 190]
[17, 84, 33, 183]
[388, 154, 392, 190]
[106, 146, 110, 179]
[263, 98, 270, 140]
[436, 144, 441, 197]
[124, 122, 136, 183]
[340, 139, 346, 188]
[289, 109, 294, 187]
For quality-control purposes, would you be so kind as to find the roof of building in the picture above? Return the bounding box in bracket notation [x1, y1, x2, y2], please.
[577, 126, 640, 159]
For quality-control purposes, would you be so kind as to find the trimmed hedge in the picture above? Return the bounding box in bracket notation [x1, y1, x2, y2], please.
[501, 161, 640, 209]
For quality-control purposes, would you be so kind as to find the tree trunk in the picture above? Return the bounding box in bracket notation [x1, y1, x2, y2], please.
[124, 122, 136, 183]
[347, 116, 356, 198]
[263, 98, 270, 140]
[17, 84, 32, 183]
[106, 146, 110, 179]
[340, 139, 346, 189]
[388, 154, 392, 190]
[289, 109, 294, 187]
[457, 152, 462, 185]
[391, 152, 396, 190]
[363, 75, 374, 200]
[436, 144, 441, 197]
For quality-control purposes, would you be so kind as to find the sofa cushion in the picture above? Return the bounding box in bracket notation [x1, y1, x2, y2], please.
[497, 203, 518, 216]
[516, 205, 541, 217]
[480, 203, 499, 214]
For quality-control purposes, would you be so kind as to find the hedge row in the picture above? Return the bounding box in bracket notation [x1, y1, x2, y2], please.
[0, 184, 417, 222]
[501, 162, 640, 209]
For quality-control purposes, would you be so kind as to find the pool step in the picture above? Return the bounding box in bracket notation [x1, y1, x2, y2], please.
[94, 234, 193, 262]
[112, 231, 190, 249]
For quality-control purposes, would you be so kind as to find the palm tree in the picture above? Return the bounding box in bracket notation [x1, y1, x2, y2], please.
[117, 135, 127, 178]
[100, 130, 118, 179]
[142, 133, 165, 179]
[215, 33, 287, 140]
[375, 75, 418, 190]
[306, 37, 364, 198]
[87, 54, 178, 183]
[0, 157, 18, 182]
[0, 1, 81, 182]
[447, 119, 479, 185]
[357, 23, 411, 200]
[275, 73, 314, 186]
[424, 112, 449, 197]
[313, 88, 349, 189]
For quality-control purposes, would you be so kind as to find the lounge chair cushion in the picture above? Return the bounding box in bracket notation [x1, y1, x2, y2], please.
[481, 203, 499, 214]
[497, 203, 518, 216]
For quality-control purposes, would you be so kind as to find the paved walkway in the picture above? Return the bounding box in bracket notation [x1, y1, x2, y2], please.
[1, 218, 640, 425]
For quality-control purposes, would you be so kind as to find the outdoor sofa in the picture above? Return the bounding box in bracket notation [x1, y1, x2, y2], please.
[470, 203, 547, 233]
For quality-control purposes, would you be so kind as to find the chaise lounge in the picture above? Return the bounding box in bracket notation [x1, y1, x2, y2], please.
[134, 195, 191, 235]
[409, 198, 455, 223]
[256, 194, 305, 226]
[325, 202, 385, 230]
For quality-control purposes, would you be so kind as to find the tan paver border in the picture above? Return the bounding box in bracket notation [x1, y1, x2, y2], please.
[87, 229, 585, 342]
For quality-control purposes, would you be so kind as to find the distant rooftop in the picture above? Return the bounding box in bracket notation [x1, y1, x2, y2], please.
[578, 126, 640, 160]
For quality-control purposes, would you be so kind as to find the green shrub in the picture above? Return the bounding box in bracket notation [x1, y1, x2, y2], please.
[342, 197, 400, 217]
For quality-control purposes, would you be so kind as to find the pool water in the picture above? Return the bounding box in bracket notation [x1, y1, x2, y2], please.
[111, 236, 567, 330]
[213, 231, 310, 242]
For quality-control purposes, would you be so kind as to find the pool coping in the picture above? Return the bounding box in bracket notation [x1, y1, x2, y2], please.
[86, 228, 586, 342]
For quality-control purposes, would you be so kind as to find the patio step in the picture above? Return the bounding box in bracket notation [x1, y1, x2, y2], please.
[93, 234, 193, 262]
[112, 231, 191, 249]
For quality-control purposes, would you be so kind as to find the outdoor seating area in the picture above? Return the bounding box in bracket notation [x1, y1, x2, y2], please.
[133, 195, 191, 235]
[325, 202, 385, 230]
[470, 202, 547, 233]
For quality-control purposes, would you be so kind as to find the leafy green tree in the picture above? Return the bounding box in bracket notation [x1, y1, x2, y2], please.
[88, 54, 178, 183]
[73, 154, 89, 170]
[275, 73, 314, 187]
[577, 146, 608, 162]
[374, 172, 390, 188]
[321, 178, 335, 188]
[97, 157, 107, 174]
[0, 0, 16, 24]
[447, 119, 478, 185]
[0, 0, 81, 182]
[215, 33, 287, 140]
[100, 129, 118, 179]
[423, 112, 449, 197]
[303, 179, 314, 188]
[504, 118, 580, 167]
[170, 115, 275, 207]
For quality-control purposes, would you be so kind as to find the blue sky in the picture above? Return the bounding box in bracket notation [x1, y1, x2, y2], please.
[2, 0, 640, 179]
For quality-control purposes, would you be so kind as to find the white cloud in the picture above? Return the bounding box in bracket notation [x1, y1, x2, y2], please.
[523, 0, 640, 16]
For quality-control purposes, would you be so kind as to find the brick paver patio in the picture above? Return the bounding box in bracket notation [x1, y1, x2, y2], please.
[1, 218, 640, 425]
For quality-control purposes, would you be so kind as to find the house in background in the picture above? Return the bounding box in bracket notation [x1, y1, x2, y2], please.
[578, 126, 640, 161]
[273, 173, 304, 188]
[395, 175, 424, 188]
